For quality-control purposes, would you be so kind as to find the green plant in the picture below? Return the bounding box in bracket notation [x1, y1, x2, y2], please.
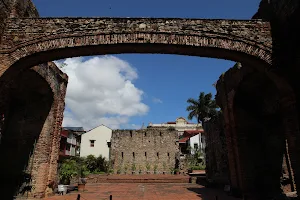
[85, 155, 98, 172]
[190, 165, 206, 170]
[124, 163, 129, 174]
[108, 169, 114, 174]
[131, 163, 136, 171]
[138, 165, 142, 174]
[169, 167, 175, 174]
[59, 158, 89, 185]
[83, 154, 109, 174]
[117, 168, 121, 174]
[154, 164, 158, 174]
[146, 162, 151, 171]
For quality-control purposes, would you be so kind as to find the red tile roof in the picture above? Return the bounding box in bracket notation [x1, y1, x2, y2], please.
[179, 137, 190, 143]
[182, 130, 204, 138]
[184, 130, 204, 134]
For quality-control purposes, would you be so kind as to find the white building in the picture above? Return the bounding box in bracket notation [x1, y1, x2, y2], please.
[189, 133, 206, 154]
[80, 124, 112, 159]
[148, 117, 203, 136]
[179, 130, 206, 156]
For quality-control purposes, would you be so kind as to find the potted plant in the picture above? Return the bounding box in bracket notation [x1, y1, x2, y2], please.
[58, 159, 78, 195]
[174, 168, 179, 175]
[131, 163, 136, 174]
[146, 162, 151, 174]
[154, 164, 158, 174]
[138, 165, 142, 174]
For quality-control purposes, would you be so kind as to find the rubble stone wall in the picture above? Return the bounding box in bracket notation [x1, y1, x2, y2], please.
[110, 129, 179, 174]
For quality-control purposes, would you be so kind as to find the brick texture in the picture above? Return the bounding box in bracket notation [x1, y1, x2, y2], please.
[0, 62, 68, 199]
[0, 18, 272, 80]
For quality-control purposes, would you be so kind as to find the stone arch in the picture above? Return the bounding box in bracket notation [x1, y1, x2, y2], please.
[0, 62, 68, 199]
[0, 18, 272, 83]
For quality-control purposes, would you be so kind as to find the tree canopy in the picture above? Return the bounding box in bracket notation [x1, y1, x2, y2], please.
[186, 92, 219, 123]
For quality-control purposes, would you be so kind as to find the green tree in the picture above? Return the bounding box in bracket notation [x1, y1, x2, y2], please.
[186, 92, 218, 123]
[85, 155, 98, 172]
[96, 154, 109, 173]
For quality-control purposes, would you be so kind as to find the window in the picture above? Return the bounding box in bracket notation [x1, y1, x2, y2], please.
[160, 132, 162, 136]
[145, 152, 147, 157]
[90, 140, 95, 147]
[145, 132, 147, 137]
[122, 152, 124, 159]
[130, 130, 133, 137]
[157, 152, 159, 159]
[133, 152, 135, 158]
[167, 153, 170, 157]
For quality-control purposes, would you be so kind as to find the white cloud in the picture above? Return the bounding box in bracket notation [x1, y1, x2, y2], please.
[55, 56, 149, 130]
[152, 97, 163, 104]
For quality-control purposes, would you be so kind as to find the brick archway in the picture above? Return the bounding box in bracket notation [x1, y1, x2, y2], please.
[0, 16, 275, 200]
[0, 62, 68, 199]
[0, 18, 272, 81]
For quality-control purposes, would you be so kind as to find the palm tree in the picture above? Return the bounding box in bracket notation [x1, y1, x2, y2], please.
[186, 92, 218, 123]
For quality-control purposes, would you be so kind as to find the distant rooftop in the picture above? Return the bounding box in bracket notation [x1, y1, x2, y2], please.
[63, 127, 85, 132]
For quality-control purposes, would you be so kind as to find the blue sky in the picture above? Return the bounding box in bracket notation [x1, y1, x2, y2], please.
[32, 0, 261, 130]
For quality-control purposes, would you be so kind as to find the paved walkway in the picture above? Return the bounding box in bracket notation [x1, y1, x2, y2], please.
[44, 183, 240, 200]
[86, 174, 190, 183]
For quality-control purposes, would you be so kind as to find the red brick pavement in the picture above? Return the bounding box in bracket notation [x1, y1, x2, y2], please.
[44, 183, 240, 200]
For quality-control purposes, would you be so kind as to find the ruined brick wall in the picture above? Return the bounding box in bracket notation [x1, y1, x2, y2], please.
[110, 129, 179, 174]
[0, 1, 68, 197]
[30, 63, 68, 197]
[11, 63, 68, 198]
[203, 114, 229, 186]
[216, 62, 295, 197]
[0, 0, 38, 43]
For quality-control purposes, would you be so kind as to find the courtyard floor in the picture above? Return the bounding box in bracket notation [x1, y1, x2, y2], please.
[43, 183, 240, 200]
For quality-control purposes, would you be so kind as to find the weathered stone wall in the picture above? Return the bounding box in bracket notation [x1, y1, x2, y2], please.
[110, 129, 179, 174]
[203, 113, 229, 186]
[0, 0, 38, 44]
